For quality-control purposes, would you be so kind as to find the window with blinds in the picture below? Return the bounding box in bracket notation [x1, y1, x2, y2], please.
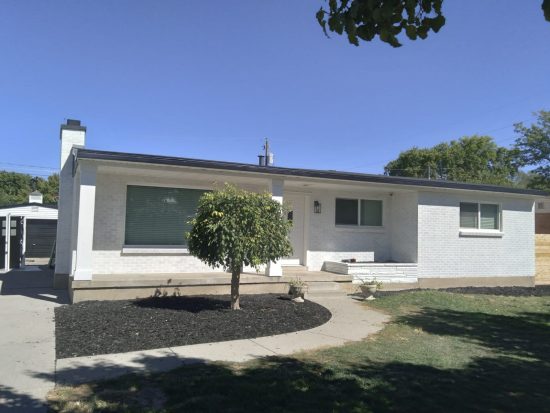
[125, 185, 206, 246]
[335, 198, 383, 227]
[459, 202, 500, 230]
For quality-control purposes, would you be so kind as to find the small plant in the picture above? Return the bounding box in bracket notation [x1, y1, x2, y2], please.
[357, 277, 383, 300]
[359, 278, 383, 288]
[288, 278, 307, 299]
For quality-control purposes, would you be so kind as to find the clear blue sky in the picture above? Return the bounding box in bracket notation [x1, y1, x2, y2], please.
[0, 1, 549, 178]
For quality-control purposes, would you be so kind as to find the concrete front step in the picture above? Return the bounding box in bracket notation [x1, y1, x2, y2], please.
[282, 265, 309, 275]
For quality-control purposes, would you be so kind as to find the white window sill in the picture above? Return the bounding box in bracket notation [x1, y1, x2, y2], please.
[335, 225, 386, 233]
[459, 230, 504, 238]
[122, 245, 189, 254]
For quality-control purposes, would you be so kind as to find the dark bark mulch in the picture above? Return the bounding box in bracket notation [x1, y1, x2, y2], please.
[377, 285, 550, 297]
[55, 294, 331, 359]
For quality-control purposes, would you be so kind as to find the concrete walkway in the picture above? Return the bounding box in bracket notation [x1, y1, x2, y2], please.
[0, 267, 68, 413]
[55, 293, 389, 385]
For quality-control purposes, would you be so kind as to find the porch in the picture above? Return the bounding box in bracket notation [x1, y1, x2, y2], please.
[69, 267, 355, 303]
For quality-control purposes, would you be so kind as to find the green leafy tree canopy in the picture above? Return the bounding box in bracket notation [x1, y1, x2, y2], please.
[514, 110, 550, 190]
[187, 185, 292, 310]
[0, 171, 59, 206]
[384, 135, 518, 185]
[316, 0, 550, 47]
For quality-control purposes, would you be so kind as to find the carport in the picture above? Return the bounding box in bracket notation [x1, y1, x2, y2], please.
[0, 191, 58, 271]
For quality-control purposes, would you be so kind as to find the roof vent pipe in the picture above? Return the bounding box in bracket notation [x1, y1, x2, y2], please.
[258, 138, 274, 167]
[258, 155, 265, 166]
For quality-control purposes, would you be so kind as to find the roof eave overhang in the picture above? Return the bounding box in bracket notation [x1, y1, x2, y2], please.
[75, 149, 548, 198]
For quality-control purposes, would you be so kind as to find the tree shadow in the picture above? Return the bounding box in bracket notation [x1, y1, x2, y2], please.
[0, 384, 47, 412]
[0, 266, 68, 304]
[396, 307, 550, 361]
[133, 295, 230, 313]
[45, 303, 550, 412]
[44, 351, 550, 412]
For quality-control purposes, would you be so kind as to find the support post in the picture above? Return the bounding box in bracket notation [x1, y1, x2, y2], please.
[73, 163, 97, 281]
[266, 178, 284, 277]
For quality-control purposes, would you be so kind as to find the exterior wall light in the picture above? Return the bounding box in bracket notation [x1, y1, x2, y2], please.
[314, 200, 322, 214]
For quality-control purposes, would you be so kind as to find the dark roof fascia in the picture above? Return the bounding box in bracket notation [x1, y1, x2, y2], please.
[0, 202, 58, 211]
[76, 148, 549, 197]
[60, 124, 86, 133]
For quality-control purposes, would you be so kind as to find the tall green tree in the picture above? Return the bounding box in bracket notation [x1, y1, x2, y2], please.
[514, 110, 550, 190]
[384, 136, 518, 185]
[187, 185, 292, 310]
[0, 171, 32, 205]
[36, 174, 60, 204]
[0, 171, 59, 206]
[316, 0, 550, 47]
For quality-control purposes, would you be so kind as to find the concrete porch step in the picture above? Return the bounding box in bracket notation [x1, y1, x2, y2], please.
[282, 265, 308, 275]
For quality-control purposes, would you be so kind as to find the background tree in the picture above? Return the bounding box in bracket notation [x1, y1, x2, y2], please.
[0, 171, 32, 205]
[514, 110, 550, 190]
[316, 0, 550, 47]
[384, 135, 518, 185]
[0, 171, 59, 206]
[187, 185, 292, 310]
[36, 174, 60, 204]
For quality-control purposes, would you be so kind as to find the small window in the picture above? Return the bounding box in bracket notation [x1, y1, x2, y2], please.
[336, 198, 382, 227]
[360, 200, 383, 226]
[459, 203, 478, 229]
[335, 198, 358, 225]
[460, 202, 500, 231]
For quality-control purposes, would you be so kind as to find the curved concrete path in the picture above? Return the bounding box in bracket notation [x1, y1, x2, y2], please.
[54, 293, 389, 385]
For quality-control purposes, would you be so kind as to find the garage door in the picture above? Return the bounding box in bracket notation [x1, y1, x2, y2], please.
[26, 219, 57, 258]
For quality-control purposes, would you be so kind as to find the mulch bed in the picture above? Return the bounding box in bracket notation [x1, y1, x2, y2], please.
[377, 285, 550, 297]
[55, 294, 331, 359]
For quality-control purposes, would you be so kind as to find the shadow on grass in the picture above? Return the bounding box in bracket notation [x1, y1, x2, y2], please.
[133, 295, 230, 313]
[45, 306, 550, 412]
[396, 308, 550, 361]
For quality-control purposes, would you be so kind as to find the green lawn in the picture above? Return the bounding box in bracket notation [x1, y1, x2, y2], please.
[48, 290, 550, 412]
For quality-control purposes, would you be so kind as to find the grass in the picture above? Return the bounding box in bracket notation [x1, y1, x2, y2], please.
[48, 290, 550, 412]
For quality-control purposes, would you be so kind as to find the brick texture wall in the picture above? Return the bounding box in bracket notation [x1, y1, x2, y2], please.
[417, 191, 535, 279]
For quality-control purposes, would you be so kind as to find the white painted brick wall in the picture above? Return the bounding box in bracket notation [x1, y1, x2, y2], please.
[55, 129, 85, 275]
[306, 189, 393, 271]
[417, 191, 535, 278]
[91, 170, 267, 275]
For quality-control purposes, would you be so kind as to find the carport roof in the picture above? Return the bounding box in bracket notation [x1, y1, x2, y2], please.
[0, 202, 57, 211]
[75, 148, 548, 197]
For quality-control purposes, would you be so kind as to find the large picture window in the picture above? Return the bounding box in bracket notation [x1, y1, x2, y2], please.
[125, 185, 206, 246]
[459, 202, 500, 230]
[335, 198, 383, 227]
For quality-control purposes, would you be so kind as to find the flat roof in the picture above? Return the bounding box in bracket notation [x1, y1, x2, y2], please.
[76, 148, 548, 197]
[0, 202, 57, 211]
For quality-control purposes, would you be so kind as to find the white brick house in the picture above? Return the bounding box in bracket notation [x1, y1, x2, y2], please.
[54, 120, 544, 301]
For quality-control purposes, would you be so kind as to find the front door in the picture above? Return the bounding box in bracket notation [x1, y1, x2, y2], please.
[283, 194, 305, 265]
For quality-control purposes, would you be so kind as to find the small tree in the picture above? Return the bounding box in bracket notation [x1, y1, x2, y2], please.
[187, 185, 293, 310]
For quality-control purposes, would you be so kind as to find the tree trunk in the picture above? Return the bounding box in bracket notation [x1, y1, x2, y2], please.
[230, 268, 241, 310]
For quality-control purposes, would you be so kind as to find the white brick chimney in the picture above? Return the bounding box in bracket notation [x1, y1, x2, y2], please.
[54, 119, 86, 288]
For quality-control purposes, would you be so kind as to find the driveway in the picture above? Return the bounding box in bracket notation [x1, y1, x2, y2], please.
[0, 266, 68, 412]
